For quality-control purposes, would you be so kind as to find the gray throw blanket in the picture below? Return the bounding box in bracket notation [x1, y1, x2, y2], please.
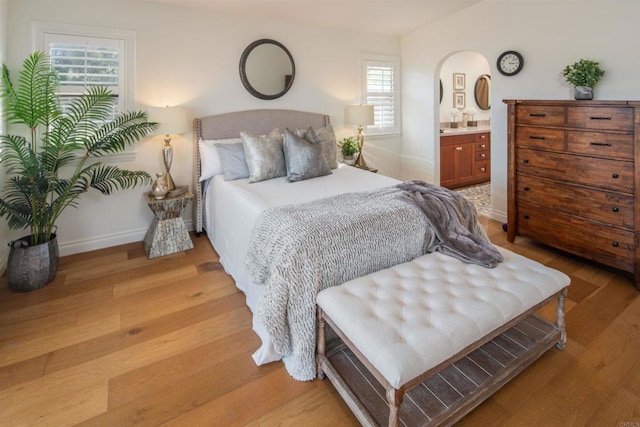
[245, 182, 501, 381]
[396, 180, 503, 268]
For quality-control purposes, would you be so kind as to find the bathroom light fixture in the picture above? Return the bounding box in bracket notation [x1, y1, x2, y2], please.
[345, 104, 375, 170]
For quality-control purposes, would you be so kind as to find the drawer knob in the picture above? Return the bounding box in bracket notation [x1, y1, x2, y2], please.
[523, 215, 530, 220]
[456, 146, 463, 151]
[612, 241, 620, 248]
[530, 113, 546, 117]
[523, 159, 529, 164]
[590, 142, 613, 147]
[480, 167, 486, 172]
[524, 187, 530, 191]
[612, 173, 619, 179]
[612, 207, 619, 213]
[480, 153, 486, 158]
[480, 135, 486, 139]
[480, 144, 486, 148]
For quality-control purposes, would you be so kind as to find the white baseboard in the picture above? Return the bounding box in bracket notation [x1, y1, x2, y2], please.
[58, 219, 194, 257]
[488, 208, 507, 224]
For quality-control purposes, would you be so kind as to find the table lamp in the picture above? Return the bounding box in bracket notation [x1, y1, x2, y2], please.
[149, 106, 187, 190]
[345, 104, 375, 170]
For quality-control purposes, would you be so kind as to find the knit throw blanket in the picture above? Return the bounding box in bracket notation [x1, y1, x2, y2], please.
[245, 182, 501, 381]
[396, 180, 503, 268]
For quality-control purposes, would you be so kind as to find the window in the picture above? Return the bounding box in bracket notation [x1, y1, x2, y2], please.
[33, 22, 135, 119]
[362, 55, 400, 135]
[32, 22, 136, 159]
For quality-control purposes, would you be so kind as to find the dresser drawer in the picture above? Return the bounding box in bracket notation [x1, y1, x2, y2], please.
[567, 130, 634, 160]
[516, 105, 565, 126]
[476, 161, 490, 177]
[441, 133, 475, 146]
[567, 107, 634, 132]
[475, 132, 490, 145]
[516, 203, 634, 272]
[515, 127, 565, 150]
[475, 150, 490, 161]
[516, 174, 634, 229]
[476, 141, 490, 152]
[516, 148, 634, 193]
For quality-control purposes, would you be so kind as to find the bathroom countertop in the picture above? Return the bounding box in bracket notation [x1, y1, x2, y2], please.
[440, 125, 491, 135]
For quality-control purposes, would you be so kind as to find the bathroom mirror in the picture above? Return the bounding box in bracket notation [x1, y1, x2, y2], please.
[239, 39, 295, 100]
[474, 74, 491, 110]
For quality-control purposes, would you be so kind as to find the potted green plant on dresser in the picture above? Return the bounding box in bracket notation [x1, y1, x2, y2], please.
[0, 52, 158, 292]
[562, 58, 605, 100]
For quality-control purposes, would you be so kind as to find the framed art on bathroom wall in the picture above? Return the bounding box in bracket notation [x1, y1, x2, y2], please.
[454, 92, 466, 109]
[453, 73, 465, 90]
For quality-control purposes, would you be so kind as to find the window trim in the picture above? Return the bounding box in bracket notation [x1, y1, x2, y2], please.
[31, 21, 137, 161]
[361, 54, 401, 137]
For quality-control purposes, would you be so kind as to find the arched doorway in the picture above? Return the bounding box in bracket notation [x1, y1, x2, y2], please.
[437, 51, 491, 216]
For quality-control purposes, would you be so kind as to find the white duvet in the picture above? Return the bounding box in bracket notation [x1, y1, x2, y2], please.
[203, 165, 400, 364]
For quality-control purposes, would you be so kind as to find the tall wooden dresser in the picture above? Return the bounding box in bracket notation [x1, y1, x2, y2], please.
[504, 99, 640, 290]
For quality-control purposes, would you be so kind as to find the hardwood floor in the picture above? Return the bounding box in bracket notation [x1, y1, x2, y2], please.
[1, 217, 639, 426]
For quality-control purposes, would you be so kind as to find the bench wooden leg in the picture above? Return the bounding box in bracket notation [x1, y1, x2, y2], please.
[386, 387, 403, 427]
[317, 308, 326, 379]
[556, 287, 567, 350]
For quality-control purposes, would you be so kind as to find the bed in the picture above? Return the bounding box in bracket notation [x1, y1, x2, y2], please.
[194, 109, 496, 381]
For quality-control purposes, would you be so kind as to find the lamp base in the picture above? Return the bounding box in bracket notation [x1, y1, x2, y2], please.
[165, 170, 176, 191]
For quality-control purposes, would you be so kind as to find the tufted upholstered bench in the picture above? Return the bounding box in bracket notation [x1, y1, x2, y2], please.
[316, 247, 570, 427]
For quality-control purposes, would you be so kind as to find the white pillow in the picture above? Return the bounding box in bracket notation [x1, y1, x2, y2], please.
[199, 137, 243, 181]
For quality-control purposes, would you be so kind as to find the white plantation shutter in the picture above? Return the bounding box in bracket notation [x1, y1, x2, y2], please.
[363, 56, 400, 134]
[44, 34, 124, 119]
[34, 22, 136, 158]
[35, 23, 135, 119]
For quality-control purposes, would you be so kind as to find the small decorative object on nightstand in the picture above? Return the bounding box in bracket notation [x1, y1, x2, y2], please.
[143, 191, 194, 259]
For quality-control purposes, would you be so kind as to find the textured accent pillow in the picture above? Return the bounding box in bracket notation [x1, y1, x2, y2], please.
[296, 126, 338, 169]
[241, 129, 286, 183]
[198, 137, 243, 181]
[283, 128, 332, 182]
[215, 142, 250, 181]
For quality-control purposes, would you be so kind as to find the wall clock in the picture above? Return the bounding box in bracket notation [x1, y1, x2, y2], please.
[497, 50, 524, 76]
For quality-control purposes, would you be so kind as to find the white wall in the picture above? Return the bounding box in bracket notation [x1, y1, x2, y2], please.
[401, 0, 640, 222]
[0, 0, 8, 275]
[6, 0, 401, 256]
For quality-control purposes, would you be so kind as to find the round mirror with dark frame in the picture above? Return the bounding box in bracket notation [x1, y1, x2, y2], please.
[239, 39, 295, 100]
[474, 74, 491, 110]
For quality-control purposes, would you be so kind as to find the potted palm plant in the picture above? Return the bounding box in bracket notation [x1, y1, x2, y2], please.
[0, 51, 158, 292]
[562, 59, 605, 100]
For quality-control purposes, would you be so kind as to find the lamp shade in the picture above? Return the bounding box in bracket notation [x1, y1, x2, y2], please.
[148, 106, 188, 135]
[345, 104, 374, 126]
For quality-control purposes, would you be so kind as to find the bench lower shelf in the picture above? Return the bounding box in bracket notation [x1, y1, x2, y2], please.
[320, 314, 561, 427]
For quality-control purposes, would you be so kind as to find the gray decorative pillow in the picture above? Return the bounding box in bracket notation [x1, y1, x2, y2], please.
[241, 129, 286, 183]
[297, 125, 338, 169]
[214, 142, 249, 181]
[283, 128, 332, 182]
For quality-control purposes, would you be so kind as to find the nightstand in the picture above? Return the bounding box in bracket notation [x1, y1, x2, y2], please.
[142, 191, 194, 259]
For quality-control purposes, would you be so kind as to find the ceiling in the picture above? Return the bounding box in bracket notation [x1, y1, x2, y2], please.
[144, 0, 482, 37]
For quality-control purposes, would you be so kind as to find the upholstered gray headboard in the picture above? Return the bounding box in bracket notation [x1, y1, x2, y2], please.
[193, 109, 330, 234]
